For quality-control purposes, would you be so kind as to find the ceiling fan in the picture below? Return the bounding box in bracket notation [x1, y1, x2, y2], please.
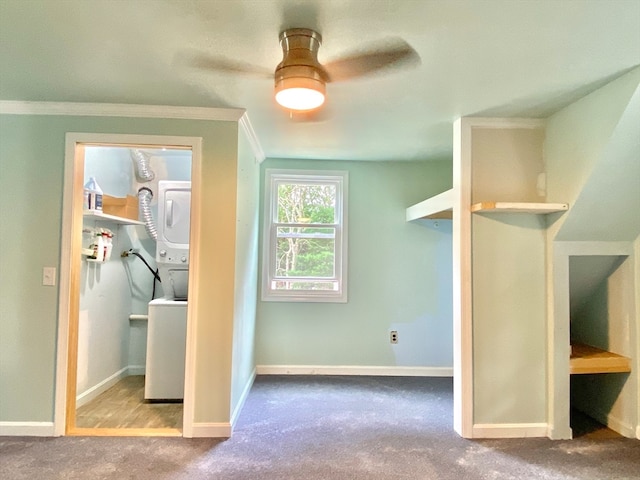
[188, 28, 420, 113]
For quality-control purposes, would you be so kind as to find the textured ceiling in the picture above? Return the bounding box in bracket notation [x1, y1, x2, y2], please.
[0, 0, 639, 161]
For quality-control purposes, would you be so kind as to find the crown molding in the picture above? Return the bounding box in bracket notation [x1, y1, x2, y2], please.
[239, 112, 266, 163]
[0, 100, 246, 122]
[0, 100, 266, 161]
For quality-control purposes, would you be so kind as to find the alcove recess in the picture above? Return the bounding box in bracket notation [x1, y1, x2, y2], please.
[569, 255, 633, 432]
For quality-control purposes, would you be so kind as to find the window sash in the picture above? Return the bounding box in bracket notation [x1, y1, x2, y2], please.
[272, 224, 339, 280]
[262, 169, 348, 302]
[275, 224, 337, 239]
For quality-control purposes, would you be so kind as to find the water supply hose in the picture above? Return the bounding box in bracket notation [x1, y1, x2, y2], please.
[131, 148, 155, 182]
[138, 187, 157, 240]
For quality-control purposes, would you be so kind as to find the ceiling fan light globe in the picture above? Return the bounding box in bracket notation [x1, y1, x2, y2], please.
[276, 87, 325, 110]
[275, 75, 326, 111]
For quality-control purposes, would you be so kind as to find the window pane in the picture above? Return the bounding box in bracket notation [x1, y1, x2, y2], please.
[275, 227, 335, 278]
[277, 183, 336, 224]
[271, 280, 339, 291]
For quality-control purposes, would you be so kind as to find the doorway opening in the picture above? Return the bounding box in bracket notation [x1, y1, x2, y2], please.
[55, 133, 202, 437]
[568, 254, 634, 438]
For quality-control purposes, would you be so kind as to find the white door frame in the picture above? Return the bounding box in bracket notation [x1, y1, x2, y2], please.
[54, 132, 202, 436]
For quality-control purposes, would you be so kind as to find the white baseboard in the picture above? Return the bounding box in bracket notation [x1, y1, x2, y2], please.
[190, 422, 232, 438]
[76, 367, 129, 407]
[127, 365, 146, 376]
[256, 365, 453, 377]
[472, 423, 548, 438]
[231, 369, 256, 430]
[0, 422, 55, 437]
[76, 365, 145, 408]
[587, 408, 636, 438]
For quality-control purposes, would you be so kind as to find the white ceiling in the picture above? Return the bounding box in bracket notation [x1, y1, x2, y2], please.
[0, 0, 638, 161]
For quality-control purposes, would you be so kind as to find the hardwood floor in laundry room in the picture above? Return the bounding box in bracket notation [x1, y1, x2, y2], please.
[75, 375, 183, 429]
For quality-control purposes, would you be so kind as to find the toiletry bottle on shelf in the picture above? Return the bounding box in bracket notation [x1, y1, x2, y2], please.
[83, 176, 103, 213]
[91, 231, 105, 262]
[103, 230, 113, 261]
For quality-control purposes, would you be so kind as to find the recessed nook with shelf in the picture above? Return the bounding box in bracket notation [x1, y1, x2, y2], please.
[570, 343, 632, 375]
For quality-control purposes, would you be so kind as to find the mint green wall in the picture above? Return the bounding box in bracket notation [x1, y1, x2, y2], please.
[230, 127, 259, 419]
[546, 67, 640, 242]
[255, 158, 453, 368]
[468, 126, 548, 426]
[472, 213, 547, 424]
[558, 78, 640, 242]
[0, 114, 241, 425]
[0, 116, 64, 422]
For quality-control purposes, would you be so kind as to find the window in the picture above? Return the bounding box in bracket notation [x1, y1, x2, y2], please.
[262, 169, 348, 302]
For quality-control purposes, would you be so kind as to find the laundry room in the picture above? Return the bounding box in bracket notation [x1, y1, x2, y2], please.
[76, 145, 192, 429]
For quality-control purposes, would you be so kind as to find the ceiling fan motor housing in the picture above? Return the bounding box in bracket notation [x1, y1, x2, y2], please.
[275, 28, 327, 100]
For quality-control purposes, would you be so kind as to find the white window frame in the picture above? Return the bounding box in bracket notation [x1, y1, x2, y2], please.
[262, 169, 348, 303]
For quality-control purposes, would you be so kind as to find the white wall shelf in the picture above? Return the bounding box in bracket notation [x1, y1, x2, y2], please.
[83, 210, 144, 226]
[406, 188, 454, 221]
[471, 202, 568, 214]
[570, 343, 632, 374]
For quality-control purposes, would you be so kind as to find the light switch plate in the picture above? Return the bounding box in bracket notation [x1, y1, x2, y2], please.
[43, 267, 56, 286]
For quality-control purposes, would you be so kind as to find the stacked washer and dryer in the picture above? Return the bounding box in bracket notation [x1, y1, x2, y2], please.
[144, 180, 190, 401]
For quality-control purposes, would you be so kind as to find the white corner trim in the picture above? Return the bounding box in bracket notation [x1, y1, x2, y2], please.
[231, 369, 256, 430]
[636, 425, 640, 440]
[190, 422, 232, 438]
[472, 423, 548, 438]
[0, 100, 245, 122]
[256, 365, 453, 377]
[0, 422, 56, 437]
[239, 112, 266, 163]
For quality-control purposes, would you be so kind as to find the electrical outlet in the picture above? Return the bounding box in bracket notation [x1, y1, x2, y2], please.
[390, 330, 398, 344]
[42, 267, 56, 286]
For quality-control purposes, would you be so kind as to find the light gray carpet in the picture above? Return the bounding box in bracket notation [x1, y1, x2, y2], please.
[1, 375, 639, 479]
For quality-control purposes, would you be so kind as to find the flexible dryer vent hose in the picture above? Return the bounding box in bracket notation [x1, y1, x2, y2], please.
[131, 149, 155, 182]
[138, 187, 157, 240]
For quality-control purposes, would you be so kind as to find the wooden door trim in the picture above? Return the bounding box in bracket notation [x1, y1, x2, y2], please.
[54, 133, 202, 437]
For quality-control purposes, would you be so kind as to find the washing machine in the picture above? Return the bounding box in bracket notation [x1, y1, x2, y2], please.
[144, 299, 188, 401]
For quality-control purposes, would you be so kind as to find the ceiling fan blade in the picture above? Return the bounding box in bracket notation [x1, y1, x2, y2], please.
[323, 38, 420, 82]
[179, 50, 272, 77]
